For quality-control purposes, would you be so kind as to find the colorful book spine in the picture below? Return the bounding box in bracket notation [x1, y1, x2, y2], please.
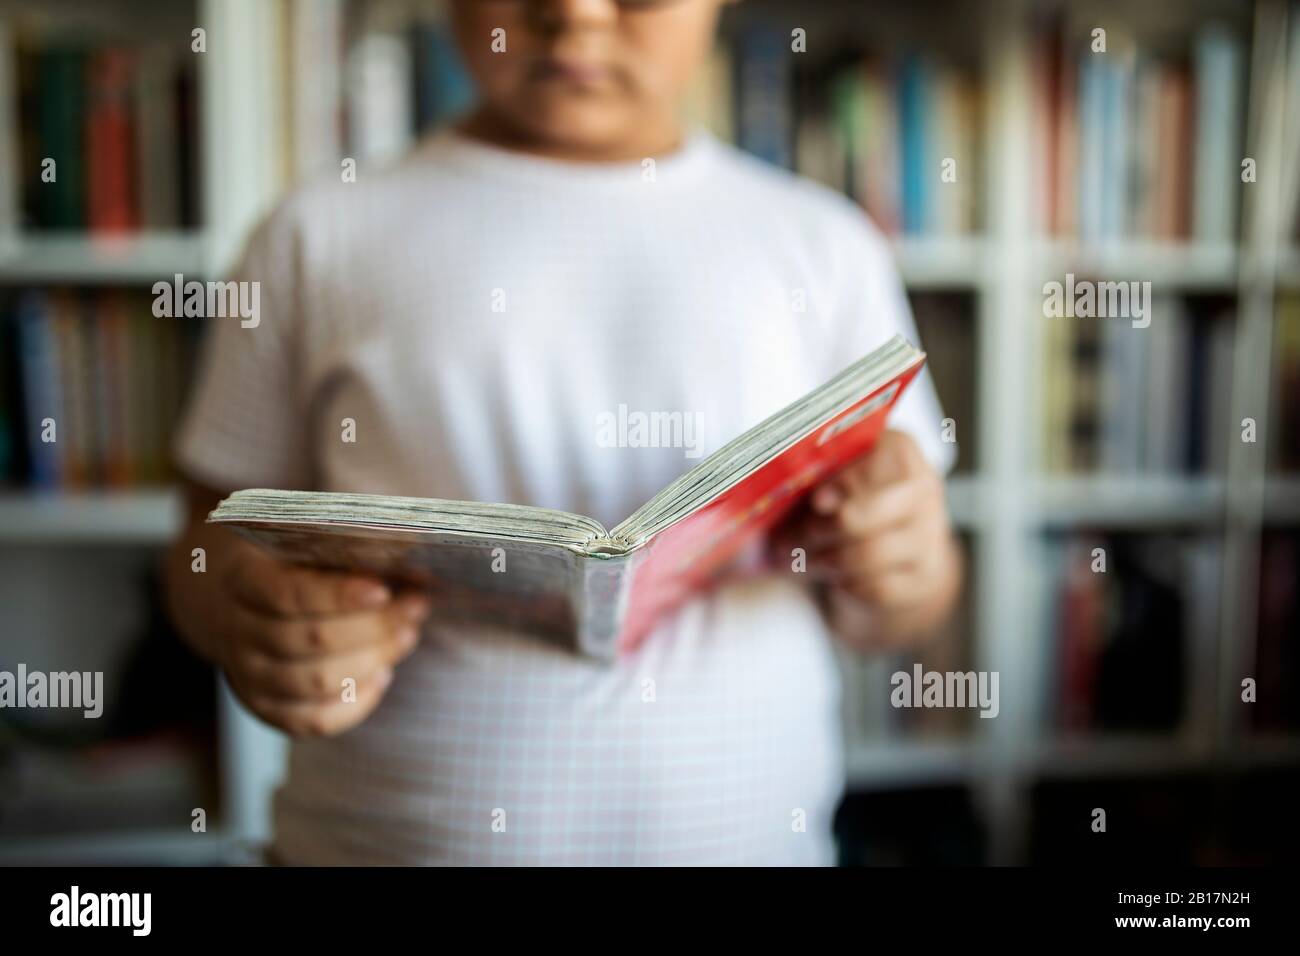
[36, 48, 86, 229]
[735, 26, 791, 169]
[16, 293, 62, 488]
[86, 49, 138, 234]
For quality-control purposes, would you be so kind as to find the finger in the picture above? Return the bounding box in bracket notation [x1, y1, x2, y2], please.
[810, 482, 844, 515]
[241, 670, 396, 737]
[234, 627, 422, 701]
[227, 559, 392, 618]
[847, 566, 930, 609]
[837, 476, 939, 538]
[234, 592, 433, 659]
[815, 527, 921, 580]
[810, 459, 873, 514]
[773, 510, 847, 557]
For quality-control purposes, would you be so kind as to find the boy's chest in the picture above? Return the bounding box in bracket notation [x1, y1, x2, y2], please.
[297, 207, 835, 522]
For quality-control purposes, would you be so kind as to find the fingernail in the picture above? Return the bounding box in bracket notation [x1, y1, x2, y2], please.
[397, 625, 421, 648]
[376, 668, 394, 689]
[402, 597, 434, 622]
[349, 579, 391, 608]
[812, 486, 840, 513]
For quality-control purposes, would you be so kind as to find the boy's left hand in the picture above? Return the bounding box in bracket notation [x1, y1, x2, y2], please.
[773, 429, 962, 647]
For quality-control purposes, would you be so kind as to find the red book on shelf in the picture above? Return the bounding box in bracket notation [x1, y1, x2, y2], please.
[1057, 540, 1104, 731]
[86, 49, 138, 234]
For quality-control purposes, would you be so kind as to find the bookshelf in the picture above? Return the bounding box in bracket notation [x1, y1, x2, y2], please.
[0, 233, 214, 283]
[0, 0, 1297, 865]
[0, 0, 285, 864]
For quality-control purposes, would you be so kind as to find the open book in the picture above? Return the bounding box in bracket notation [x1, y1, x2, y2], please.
[209, 335, 926, 660]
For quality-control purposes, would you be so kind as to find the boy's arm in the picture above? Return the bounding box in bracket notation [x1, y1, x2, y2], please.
[164, 480, 246, 665]
[164, 478, 431, 735]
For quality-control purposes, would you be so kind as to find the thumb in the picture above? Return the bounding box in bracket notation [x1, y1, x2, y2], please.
[857, 430, 914, 487]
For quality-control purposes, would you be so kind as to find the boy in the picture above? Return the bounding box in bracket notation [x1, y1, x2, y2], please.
[165, 0, 962, 865]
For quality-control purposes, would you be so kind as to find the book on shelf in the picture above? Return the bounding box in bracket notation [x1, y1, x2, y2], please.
[1041, 297, 1234, 475]
[1254, 531, 1300, 733]
[1, 290, 199, 489]
[86, 49, 137, 234]
[10, 31, 198, 234]
[1286, 11, 1300, 245]
[787, 49, 978, 237]
[134, 43, 183, 230]
[0, 20, 16, 245]
[1274, 295, 1300, 472]
[1050, 534, 1218, 734]
[910, 294, 976, 472]
[1030, 16, 1244, 242]
[279, 3, 474, 178]
[209, 336, 926, 662]
[734, 25, 793, 170]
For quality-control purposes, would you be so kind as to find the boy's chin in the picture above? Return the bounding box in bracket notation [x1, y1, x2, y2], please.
[514, 104, 653, 158]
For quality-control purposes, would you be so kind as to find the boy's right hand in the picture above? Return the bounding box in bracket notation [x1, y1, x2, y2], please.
[216, 547, 431, 737]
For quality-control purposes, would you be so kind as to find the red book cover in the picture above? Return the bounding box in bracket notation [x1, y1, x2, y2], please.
[616, 361, 923, 654]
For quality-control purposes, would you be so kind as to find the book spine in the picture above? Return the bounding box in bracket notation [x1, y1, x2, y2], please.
[346, 32, 414, 165]
[897, 55, 929, 236]
[0, 21, 17, 247]
[86, 48, 138, 234]
[290, 0, 344, 179]
[1192, 25, 1242, 243]
[735, 26, 791, 169]
[134, 45, 181, 229]
[412, 19, 474, 133]
[16, 292, 62, 488]
[37, 48, 87, 229]
[576, 551, 635, 661]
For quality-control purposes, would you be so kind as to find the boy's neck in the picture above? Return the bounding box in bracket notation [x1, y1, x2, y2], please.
[456, 109, 686, 164]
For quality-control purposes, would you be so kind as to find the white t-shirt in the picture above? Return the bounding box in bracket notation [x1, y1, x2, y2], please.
[176, 129, 953, 865]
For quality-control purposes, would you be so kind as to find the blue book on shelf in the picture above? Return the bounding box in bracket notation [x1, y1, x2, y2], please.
[897, 55, 930, 236]
[735, 26, 791, 169]
[1100, 55, 1132, 239]
[1077, 57, 1106, 243]
[16, 293, 62, 489]
[413, 22, 475, 132]
[1192, 25, 1242, 242]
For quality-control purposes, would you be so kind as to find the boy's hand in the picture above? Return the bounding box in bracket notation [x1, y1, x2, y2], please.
[216, 547, 431, 737]
[774, 429, 962, 648]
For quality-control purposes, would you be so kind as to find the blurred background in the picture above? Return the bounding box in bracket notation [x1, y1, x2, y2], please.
[0, 0, 1298, 865]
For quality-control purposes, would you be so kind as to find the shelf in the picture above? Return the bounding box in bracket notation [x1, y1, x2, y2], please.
[846, 740, 976, 788]
[0, 488, 182, 543]
[846, 733, 1300, 790]
[1036, 239, 1240, 290]
[1032, 475, 1226, 527]
[1031, 733, 1300, 777]
[891, 236, 985, 289]
[0, 827, 242, 866]
[1030, 735, 1213, 778]
[0, 233, 214, 284]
